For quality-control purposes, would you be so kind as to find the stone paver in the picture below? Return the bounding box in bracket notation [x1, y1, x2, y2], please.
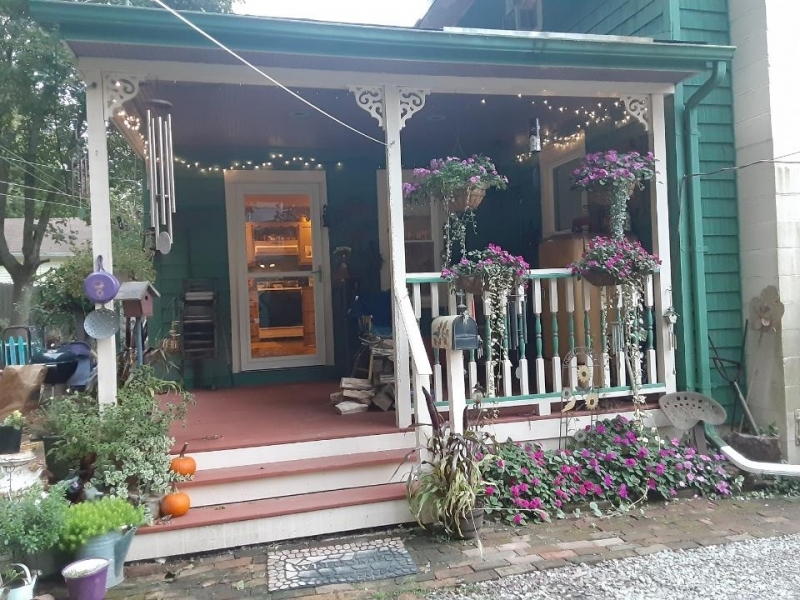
[35, 497, 800, 598]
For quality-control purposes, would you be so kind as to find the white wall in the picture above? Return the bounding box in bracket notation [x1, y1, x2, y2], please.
[731, 0, 800, 461]
[0, 259, 64, 285]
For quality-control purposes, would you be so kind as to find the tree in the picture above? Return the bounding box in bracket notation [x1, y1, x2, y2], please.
[0, 0, 234, 324]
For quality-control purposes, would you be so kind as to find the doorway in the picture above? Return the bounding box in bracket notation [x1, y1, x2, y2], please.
[225, 171, 333, 371]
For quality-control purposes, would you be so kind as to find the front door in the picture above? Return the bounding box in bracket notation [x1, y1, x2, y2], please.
[225, 171, 332, 371]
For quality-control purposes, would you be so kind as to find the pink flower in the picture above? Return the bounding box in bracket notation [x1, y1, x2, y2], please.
[513, 514, 523, 525]
[618, 484, 629, 499]
[485, 485, 495, 496]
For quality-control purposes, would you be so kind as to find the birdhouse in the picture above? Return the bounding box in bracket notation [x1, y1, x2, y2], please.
[116, 281, 160, 318]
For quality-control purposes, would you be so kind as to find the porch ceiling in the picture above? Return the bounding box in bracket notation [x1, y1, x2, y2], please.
[32, 1, 734, 87]
[130, 83, 627, 159]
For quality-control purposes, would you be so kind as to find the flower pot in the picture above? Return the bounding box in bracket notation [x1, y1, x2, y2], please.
[455, 275, 484, 295]
[1, 564, 37, 600]
[42, 435, 73, 482]
[75, 528, 136, 589]
[580, 269, 622, 288]
[455, 507, 485, 539]
[0, 426, 22, 454]
[442, 186, 487, 212]
[62, 559, 109, 600]
[23, 548, 71, 579]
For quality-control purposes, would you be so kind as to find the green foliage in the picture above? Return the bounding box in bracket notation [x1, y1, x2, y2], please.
[40, 366, 193, 498]
[1, 410, 24, 429]
[0, 482, 70, 558]
[59, 496, 146, 553]
[102, 0, 238, 11]
[406, 393, 494, 538]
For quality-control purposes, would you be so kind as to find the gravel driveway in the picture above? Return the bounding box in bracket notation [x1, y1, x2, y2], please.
[428, 534, 800, 600]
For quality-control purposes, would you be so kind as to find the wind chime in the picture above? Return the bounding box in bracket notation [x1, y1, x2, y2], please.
[146, 100, 177, 255]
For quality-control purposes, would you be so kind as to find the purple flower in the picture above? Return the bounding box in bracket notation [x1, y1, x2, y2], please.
[513, 514, 523, 525]
[624, 458, 637, 468]
[618, 484, 629, 499]
[485, 485, 495, 496]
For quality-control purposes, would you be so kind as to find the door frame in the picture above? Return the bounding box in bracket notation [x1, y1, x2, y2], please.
[224, 170, 334, 372]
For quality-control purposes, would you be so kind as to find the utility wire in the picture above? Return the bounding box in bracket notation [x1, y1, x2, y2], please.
[0, 143, 70, 195]
[1, 191, 84, 212]
[149, 0, 387, 147]
[0, 179, 77, 200]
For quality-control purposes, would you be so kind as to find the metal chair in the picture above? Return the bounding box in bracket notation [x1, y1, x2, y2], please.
[658, 391, 727, 454]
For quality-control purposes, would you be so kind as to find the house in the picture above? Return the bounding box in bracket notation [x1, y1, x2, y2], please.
[30, 0, 736, 560]
[0, 218, 91, 284]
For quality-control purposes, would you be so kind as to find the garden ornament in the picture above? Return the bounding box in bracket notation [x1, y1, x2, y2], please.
[83, 256, 120, 304]
[658, 391, 727, 454]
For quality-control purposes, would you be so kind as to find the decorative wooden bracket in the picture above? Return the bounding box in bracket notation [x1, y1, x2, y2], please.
[102, 74, 141, 120]
[621, 95, 650, 131]
[349, 86, 429, 131]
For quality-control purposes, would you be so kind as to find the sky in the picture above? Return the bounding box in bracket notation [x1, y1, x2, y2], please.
[235, 0, 432, 26]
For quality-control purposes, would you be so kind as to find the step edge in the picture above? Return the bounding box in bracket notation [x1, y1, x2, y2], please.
[179, 448, 417, 488]
[140, 483, 407, 535]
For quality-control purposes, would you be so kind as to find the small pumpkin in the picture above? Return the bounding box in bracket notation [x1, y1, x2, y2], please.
[161, 489, 191, 518]
[170, 443, 196, 477]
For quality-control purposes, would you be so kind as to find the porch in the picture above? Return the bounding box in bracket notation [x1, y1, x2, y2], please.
[129, 380, 669, 561]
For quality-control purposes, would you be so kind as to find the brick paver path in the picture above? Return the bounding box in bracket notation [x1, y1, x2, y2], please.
[38, 496, 800, 599]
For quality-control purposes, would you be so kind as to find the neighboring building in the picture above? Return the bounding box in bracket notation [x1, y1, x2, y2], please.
[0, 218, 91, 283]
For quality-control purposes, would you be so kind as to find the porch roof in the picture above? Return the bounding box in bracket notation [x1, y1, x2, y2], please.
[31, 1, 734, 85]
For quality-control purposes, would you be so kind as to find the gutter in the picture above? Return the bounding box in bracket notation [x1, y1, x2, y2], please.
[682, 60, 727, 396]
[705, 424, 800, 477]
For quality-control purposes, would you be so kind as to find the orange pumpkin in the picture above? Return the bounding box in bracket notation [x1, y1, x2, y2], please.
[161, 490, 191, 517]
[170, 443, 196, 477]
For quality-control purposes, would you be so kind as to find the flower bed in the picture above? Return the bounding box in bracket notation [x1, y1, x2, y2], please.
[483, 416, 743, 525]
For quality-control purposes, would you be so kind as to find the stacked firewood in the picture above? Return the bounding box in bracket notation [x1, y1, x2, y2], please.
[331, 371, 395, 415]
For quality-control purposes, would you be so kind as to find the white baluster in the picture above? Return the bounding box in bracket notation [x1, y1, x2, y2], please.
[412, 283, 422, 322]
[483, 294, 496, 397]
[532, 279, 546, 395]
[501, 295, 513, 397]
[582, 280, 594, 380]
[600, 287, 611, 388]
[466, 292, 478, 393]
[565, 279, 577, 390]
[549, 279, 562, 393]
[615, 286, 627, 387]
[517, 284, 529, 395]
[413, 366, 432, 446]
[430, 282, 444, 404]
[645, 274, 657, 384]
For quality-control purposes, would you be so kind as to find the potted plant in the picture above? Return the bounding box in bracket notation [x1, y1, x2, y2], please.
[42, 367, 193, 506]
[406, 390, 494, 539]
[0, 482, 71, 578]
[442, 244, 529, 389]
[0, 564, 37, 600]
[571, 150, 656, 239]
[0, 411, 25, 454]
[569, 236, 661, 288]
[59, 497, 147, 589]
[403, 155, 508, 265]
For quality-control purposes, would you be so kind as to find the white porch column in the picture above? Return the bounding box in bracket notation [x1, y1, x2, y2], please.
[351, 86, 428, 429]
[383, 86, 412, 428]
[648, 94, 677, 392]
[84, 72, 139, 405]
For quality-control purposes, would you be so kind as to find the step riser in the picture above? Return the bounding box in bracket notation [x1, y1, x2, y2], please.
[128, 499, 412, 562]
[183, 462, 411, 507]
[188, 431, 417, 470]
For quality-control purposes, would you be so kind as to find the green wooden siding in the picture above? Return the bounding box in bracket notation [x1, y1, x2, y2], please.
[545, 0, 742, 409]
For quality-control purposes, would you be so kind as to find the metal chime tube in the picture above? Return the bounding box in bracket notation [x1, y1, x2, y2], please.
[166, 114, 176, 238]
[147, 110, 159, 236]
[157, 115, 167, 226]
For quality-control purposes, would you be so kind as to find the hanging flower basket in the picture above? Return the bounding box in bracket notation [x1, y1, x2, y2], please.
[588, 181, 636, 207]
[456, 274, 485, 295]
[580, 269, 623, 288]
[447, 185, 487, 213]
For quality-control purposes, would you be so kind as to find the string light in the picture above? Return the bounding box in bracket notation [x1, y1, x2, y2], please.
[171, 154, 352, 173]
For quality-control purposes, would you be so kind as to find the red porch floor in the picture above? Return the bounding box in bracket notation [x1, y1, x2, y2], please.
[169, 381, 400, 453]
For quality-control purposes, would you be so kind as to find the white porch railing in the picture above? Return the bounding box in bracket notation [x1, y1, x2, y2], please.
[404, 269, 673, 414]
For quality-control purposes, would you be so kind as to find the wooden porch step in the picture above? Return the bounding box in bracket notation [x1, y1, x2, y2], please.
[140, 483, 407, 535]
[177, 449, 416, 507]
[180, 448, 415, 488]
[129, 483, 411, 560]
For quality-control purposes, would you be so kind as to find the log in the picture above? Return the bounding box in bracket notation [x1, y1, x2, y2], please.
[340, 377, 373, 390]
[329, 391, 344, 405]
[335, 401, 370, 415]
[372, 390, 394, 412]
[342, 388, 375, 404]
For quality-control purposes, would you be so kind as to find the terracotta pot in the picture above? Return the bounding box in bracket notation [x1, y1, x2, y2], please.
[456, 275, 484, 295]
